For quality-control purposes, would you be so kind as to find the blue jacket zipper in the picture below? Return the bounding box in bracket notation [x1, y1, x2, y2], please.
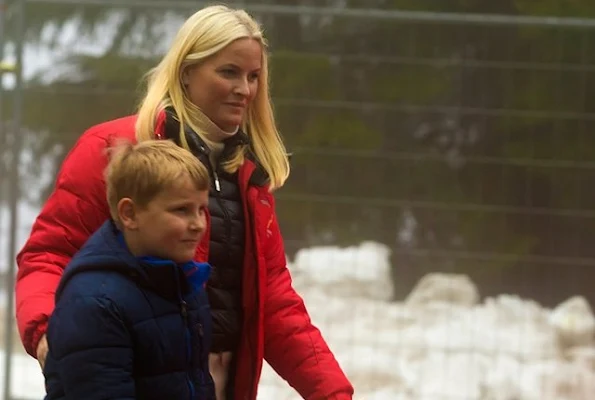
[180, 300, 196, 399]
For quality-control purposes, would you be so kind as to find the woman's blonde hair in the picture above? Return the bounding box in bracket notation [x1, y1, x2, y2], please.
[135, 5, 289, 190]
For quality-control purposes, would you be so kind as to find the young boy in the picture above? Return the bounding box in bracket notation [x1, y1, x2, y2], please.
[42, 140, 215, 400]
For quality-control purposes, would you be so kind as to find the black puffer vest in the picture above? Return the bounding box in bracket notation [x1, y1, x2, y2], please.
[165, 112, 248, 353]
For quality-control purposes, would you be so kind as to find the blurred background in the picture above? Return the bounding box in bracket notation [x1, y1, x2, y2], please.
[2, 0, 595, 399]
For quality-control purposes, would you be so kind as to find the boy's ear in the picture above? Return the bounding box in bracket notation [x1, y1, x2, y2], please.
[117, 198, 139, 230]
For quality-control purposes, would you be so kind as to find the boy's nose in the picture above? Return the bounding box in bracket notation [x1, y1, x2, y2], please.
[191, 214, 207, 232]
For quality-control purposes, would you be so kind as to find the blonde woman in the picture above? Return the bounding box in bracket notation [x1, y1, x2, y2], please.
[15, 5, 354, 400]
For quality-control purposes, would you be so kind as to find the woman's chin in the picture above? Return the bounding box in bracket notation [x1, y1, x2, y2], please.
[219, 120, 242, 132]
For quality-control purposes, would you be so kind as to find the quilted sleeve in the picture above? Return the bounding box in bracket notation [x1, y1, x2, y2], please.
[15, 132, 111, 356]
[46, 293, 135, 399]
[262, 195, 354, 400]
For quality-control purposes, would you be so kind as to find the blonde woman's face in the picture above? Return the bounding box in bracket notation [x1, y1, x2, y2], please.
[184, 38, 262, 131]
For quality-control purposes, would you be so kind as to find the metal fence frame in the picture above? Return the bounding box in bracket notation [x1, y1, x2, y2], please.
[4, 2, 595, 399]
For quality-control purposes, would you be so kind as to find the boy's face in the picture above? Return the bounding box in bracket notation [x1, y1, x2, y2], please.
[119, 177, 209, 263]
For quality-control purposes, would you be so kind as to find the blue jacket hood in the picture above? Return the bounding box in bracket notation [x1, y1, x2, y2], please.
[55, 220, 210, 301]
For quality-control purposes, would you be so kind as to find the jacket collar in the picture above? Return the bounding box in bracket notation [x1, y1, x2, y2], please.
[160, 107, 269, 188]
[56, 220, 208, 302]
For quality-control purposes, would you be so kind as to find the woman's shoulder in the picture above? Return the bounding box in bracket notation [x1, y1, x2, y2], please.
[59, 114, 139, 177]
[81, 114, 139, 145]
[240, 153, 270, 188]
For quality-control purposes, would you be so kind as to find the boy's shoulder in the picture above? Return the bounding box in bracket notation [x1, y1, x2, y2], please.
[57, 265, 142, 308]
[56, 220, 144, 307]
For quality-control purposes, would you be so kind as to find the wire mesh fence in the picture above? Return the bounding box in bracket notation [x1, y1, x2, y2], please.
[2, 1, 595, 398]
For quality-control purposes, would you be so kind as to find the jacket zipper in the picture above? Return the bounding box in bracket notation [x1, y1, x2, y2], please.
[180, 300, 196, 400]
[174, 256, 195, 400]
[196, 144, 221, 193]
[215, 172, 233, 252]
[213, 169, 221, 192]
[197, 143, 238, 398]
[196, 140, 257, 398]
[198, 145, 232, 260]
[196, 322, 205, 386]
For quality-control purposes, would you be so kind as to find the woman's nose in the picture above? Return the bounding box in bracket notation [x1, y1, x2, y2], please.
[234, 78, 250, 96]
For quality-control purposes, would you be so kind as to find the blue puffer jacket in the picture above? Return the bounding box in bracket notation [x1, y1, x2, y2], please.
[43, 220, 215, 400]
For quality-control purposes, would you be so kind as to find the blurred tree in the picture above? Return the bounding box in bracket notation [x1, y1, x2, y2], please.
[2, 0, 595, 306]
[272, 0, 595, 305]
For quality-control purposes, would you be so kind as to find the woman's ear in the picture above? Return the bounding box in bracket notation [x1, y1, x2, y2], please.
[181, 66, 191, 86]
[117, 198, 139, 230]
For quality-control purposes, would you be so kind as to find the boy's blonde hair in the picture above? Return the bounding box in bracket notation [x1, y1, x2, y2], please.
[105, 139, 209, 223]
[135, 5, 290, 190]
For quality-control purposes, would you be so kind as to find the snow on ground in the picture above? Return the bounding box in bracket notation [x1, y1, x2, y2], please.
[2, 227, 595, 399]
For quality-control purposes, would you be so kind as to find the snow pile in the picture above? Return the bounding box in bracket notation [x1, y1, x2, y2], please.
[550, 296, 595, 349]
[405, 272, 480, 307]
[290, 241, 393, 301]
[260, 243, 595, 400]
[2, 240, 595, 400]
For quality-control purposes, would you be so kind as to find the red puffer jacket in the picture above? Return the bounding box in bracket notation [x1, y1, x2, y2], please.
[16, 113, 354, 400]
